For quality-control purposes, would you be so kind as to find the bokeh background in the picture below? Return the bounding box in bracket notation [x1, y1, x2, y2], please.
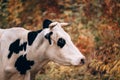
[0, 0, 120, 80]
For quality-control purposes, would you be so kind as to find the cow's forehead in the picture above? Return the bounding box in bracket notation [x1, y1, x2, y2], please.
[52, 25, 70, 40]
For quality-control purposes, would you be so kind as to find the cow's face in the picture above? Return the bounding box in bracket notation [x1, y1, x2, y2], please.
[45, 21, 85, 66]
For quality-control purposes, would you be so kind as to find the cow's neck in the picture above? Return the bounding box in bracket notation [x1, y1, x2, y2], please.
[26, 32, 50, 68]
[13, 32, 50, 76]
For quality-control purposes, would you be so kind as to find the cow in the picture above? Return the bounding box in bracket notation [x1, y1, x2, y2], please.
[0, 19, 85, 80]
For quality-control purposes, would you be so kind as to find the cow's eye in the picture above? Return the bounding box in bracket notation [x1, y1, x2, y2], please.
[57, 38, 66, 48]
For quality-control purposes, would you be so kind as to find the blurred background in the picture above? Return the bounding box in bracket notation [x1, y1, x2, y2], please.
[0, 0, 120, 80]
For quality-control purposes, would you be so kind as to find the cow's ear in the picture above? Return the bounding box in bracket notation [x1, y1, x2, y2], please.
[44, 32, 53, 45]
[43, 19, 52, 29]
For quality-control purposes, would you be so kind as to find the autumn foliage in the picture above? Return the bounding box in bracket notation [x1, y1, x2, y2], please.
[0, 0, 120, 80]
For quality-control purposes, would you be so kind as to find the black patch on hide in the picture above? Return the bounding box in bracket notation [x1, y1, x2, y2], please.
[8, 39, 27, 59]
[28, 30, 42, 46]
[15, 54, 34, 75]
[45, 32, 53, 45]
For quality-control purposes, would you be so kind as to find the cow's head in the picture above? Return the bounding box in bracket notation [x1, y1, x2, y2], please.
[43, 19, 85, 66]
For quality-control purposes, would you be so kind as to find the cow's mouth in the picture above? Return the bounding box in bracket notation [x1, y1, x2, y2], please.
[52, 59, 72, 66]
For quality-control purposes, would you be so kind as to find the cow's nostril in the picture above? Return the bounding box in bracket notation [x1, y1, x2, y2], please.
[81, 58, 85, 64]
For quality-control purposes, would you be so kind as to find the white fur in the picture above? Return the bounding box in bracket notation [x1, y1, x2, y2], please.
[0, 22, 85, 80]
